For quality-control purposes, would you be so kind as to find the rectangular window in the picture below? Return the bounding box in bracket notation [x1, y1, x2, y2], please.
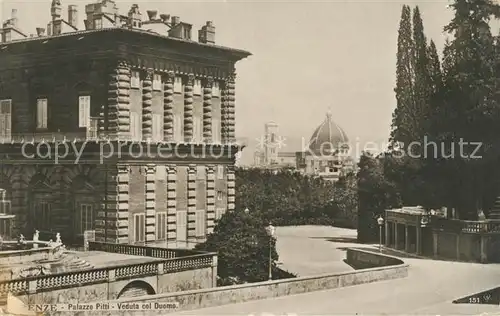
[156, 212, 167, 240]
[215, 208, 224, 221]
[212, 81, 220, 98]
[155, 165, 166, 181]
[217, 165, 224, 180]
[153, 74, 162, 91]
[195, 210, 206, 237]
[152, 113, 163, 141]
[78, 96, 90, 128]
[80, 204, 94, 234]
[174, 114, 183, 142]
[0, 99, 12, 141]
[130, 112, 141, 141]
[193, 79, 202, 96]
[36, 201, 51, 231]
[4, 32, 11, 42]
[134, 213, 145, 243]
[36, 98, 48, 129]
[193, 116, 202, 143]
[212, 117, 220, 144]
[216, 191, 223, 201]
[173, 77, 182, 93]
[196, 166, 205, 180]
[94, 18, 102, 29]
[176, 210, 187, 242]
[131, 71, 140, 89]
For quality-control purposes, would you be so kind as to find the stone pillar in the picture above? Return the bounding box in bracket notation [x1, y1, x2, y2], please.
[142, 69, 153, 141]
[96, 165, 129, 243]
[187, 164, 197, 245]
[206, 165, 216, 234]
[384, 220, 390, 246]
[203, 77, 213, 143]
[404, 225, 409, 252]
[163, 71, 175, 142]
[394, 223, 399, 249]
[433, 230, 439, 258]
[226, 75, 236, 143]
[227, 165, 235, 212]
[211, 255, 218, 288]
[480, 235, 488, 263]
[108, 61, 131, 137]
[145, 165, 156, 242]
[221, 80, 229, 144]
[166, 165, 177, 243]
[184, 74, 195, 142]
[416, 226, 422, 255]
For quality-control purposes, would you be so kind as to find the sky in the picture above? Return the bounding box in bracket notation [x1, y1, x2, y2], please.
[0, 0, 472, 164]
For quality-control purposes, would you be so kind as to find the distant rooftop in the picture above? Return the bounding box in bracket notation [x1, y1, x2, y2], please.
[0, 0, 250, 56]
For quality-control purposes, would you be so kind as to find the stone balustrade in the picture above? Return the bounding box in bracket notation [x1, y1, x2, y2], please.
[0, 244, 215, 295]
[433, 217, 500, 234]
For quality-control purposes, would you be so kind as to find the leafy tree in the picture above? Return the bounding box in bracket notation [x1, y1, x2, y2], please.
[432, 0, 500, 218]
[235, 168, 337, 226]
[194, 209, 295, 285]
[357, 152, 401, 243]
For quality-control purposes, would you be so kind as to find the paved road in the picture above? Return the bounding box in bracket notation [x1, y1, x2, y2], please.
[171, 226, 500, 315]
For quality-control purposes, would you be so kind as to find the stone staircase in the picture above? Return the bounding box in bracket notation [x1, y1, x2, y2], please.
[36, 251, 93, 273]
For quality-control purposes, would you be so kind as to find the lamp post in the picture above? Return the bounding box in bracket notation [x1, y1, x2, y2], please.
[377, 215, 384, 252]
[265, 223, 275, 281]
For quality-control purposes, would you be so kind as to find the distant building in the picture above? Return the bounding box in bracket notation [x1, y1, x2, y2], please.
[253, 111, 354, 181]
[295, 111, 354, 181]
[0, 0, 250, 248]
[253, 121, 296, 169]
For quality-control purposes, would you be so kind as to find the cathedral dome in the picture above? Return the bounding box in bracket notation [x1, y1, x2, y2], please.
[308, 110, 349, 154]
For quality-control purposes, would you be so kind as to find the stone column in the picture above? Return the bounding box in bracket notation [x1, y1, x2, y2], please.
[203, 77, 213, 143]
[385, 220, 390, 246]
[433, 230, 439, 258]
[187, 164, 197, 245]
[227, 165, 235, 212]
[184, 74, 195, 142]
[206, 165, 216, 234]
[394, 223, 399, 249]
[166, 165, 177, 244]
[108, 61, 131, 137]
[416, 226, 422, 255]
[145, 165, 156, 242]
[163, 71, 175, 142]
[480, 235, 488, 263]
[142, 69, 153, 141]
[404, 225, 409, 252]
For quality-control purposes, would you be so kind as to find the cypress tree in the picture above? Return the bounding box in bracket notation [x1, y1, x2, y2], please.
[391, 5, 415, 149]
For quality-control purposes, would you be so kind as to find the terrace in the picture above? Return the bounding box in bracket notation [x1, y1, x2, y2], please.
[0, 241, 217, 305]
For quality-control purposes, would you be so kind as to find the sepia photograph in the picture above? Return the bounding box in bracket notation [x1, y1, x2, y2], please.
[0, 0, 499, 315]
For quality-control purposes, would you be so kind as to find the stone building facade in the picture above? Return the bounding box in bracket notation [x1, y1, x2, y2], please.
[0, 0, 250, 247]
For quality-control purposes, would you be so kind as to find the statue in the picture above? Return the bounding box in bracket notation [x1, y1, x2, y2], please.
[33, 230, 39, 249]
[55, 233, 62, 245]
[18, 234, 25, 244]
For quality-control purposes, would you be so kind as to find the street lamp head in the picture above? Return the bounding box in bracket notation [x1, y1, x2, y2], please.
[244, 208, 250, 214]
[377, 215, 384, 226]
[266, 223, 275, 237]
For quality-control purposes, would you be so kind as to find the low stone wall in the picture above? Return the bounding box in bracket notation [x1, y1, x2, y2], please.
[88, 248, 408, 315]
[346, 248, 404, 269]
[0, 245, 53, 266]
